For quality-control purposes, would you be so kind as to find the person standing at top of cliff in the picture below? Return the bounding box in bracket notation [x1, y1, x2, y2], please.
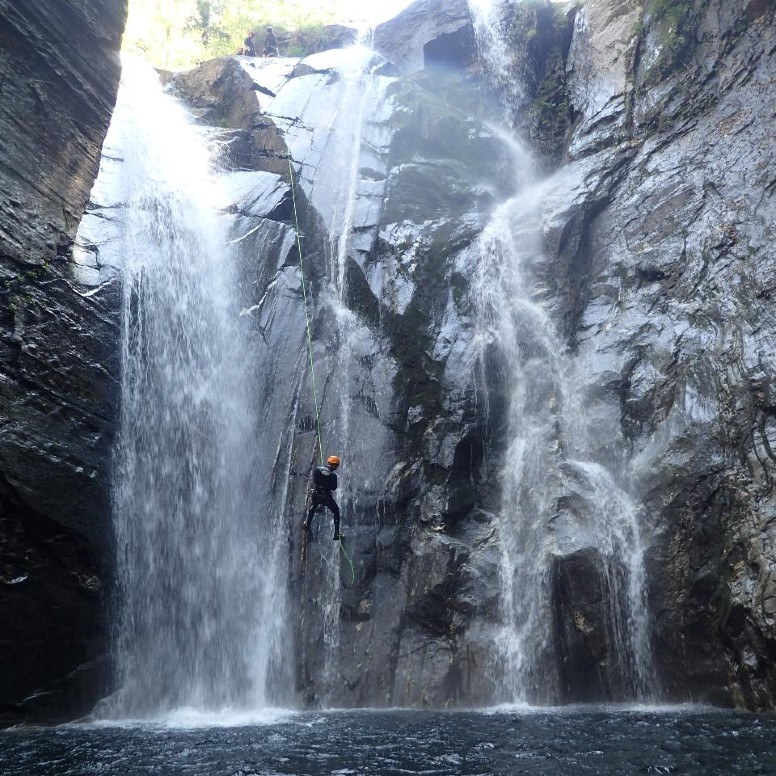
[303, 455, 343, 541]
[263, 26, 279, 57]
[243, 31, 256, 56]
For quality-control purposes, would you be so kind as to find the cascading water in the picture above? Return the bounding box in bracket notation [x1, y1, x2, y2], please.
[320, 41, 378, 694]
[469, 0, 527, 122]
[469, 1, 655, 703]
[474, 189, 561, 701]
[328, 36, 379, 294]
[89, 60, 285, 718]
[285, 39, 389, 701]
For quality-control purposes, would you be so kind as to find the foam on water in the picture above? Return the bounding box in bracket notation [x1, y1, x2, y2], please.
[78, 707, 297, 731]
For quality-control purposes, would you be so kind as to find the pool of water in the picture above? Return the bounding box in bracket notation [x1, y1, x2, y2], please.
[1, 707, 775, 775]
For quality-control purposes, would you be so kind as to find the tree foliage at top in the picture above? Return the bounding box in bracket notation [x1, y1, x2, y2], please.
[123, 0, 350, 70]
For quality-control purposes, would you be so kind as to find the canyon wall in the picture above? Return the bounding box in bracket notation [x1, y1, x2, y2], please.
[2, 0, 775, 721]
[0, 0, 126, 722]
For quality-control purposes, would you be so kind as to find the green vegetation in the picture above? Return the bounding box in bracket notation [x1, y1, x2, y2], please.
[123, 0, 349, 70]
[1, 261, 53, 318]
[643, 0, 696, 78]
[500, 0, 574, 165]
[648, 0, 692, 26]
[282, 25, 330, 57]
[530, 57, 570, 152]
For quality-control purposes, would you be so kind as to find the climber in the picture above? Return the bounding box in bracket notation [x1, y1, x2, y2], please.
[303, 455, 343, 541]
[263, 26, 279, 57]
[243, 31, 257, 56]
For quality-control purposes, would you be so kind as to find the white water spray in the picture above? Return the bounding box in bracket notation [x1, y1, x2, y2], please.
[303, 40, 387, 700]
[469, 0, 527, 122]
[88, 60, 284, 717]
[469, 2, 655, 702]
[474, 174, 654, 704]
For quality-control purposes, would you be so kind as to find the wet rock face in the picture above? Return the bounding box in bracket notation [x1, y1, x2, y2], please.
[486, 0, 578, 166]
[549, 0, 776, 708]
[184, 0, 776, 711]
[165, 57, 290, 175]
[553, 549, 626, 702]
[0, 0, 126, 723]
[3, 0, 771, 718]
[181, 24, 512, 704]
[373, 0, 473, 75]
[0, 0, 126, 266]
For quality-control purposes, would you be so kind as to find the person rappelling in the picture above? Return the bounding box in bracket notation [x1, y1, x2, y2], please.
[288, 158, 355, 578]
[303, 455, 343, 541]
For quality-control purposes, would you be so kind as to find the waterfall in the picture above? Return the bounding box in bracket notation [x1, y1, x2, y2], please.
[469, 0, 527, 122]
[469, 2, 655, 702]
[328, 38, 378, 294]
[284, 39, 389, 702]
[90, 60, 284, 718]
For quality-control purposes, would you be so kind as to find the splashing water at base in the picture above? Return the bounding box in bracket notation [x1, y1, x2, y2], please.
[467, 0, 655, 704]
[473, 175, 655, 702]
[3, 708, 773, 775]
[87, 59, 283, 718]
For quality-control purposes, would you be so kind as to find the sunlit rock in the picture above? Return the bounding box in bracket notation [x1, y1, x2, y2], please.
[373, 0, 473, 75]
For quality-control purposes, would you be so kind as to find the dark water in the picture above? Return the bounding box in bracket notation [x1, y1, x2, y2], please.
[2, 708, 775, 775]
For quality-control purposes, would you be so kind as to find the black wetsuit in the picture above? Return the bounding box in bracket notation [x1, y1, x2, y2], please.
[244, 35, 256, 56]
[264, 30, 279, 56]
[304, 465, 340, 537]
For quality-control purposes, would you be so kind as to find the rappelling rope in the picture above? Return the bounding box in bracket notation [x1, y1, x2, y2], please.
[338, 534, 356, 583]
[288, 160, 324, 468]
[288, 159, 356, 585]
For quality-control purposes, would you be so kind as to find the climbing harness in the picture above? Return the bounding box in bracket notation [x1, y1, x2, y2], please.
[288, 160, 356, 584]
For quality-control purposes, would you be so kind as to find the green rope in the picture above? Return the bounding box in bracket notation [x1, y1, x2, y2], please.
[338, 536, 356, 584]
[288, 160, 355, 584]
[288, 160, 324, 467]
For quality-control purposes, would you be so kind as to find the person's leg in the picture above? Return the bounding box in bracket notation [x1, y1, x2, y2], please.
[304, 498, 317, 532]
[328, 497, 341, 539]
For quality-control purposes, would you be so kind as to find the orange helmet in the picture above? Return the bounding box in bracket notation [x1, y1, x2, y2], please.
[327, 455, 340, 467]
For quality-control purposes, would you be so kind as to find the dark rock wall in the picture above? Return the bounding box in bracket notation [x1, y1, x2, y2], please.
[539, 0, 776, 708]
[482, 0, 578, 167]
[2, 0, 774, 719]
[179, 0, 776, 711]
[0, 0, 126, 722]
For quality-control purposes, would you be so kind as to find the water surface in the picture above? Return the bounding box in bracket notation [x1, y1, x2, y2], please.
[2, 708, 775, 775]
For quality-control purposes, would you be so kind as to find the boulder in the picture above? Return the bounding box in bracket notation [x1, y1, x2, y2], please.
[373, 0, 473, 75]
[166, 57, 290, 175]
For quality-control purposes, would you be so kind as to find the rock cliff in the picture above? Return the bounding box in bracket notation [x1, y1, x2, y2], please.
[142, 0, 773, 708]
[164, 29, 512, 706]
[555, 0, 776, 709]
[3, 0, 776, 720]
[197, 0, 776, 710]
[0, 0, 126, 722]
